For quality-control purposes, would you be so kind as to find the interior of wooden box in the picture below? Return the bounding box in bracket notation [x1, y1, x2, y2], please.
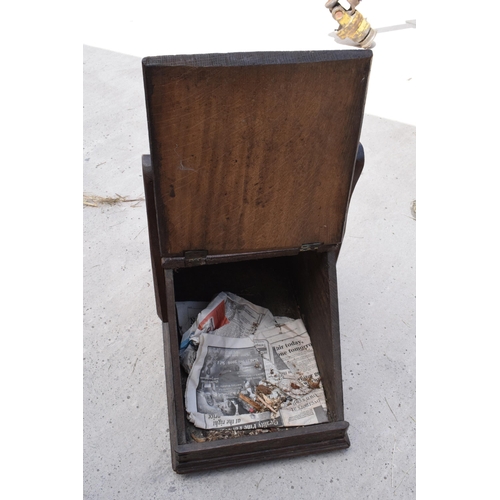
[170, 250, 344, 444]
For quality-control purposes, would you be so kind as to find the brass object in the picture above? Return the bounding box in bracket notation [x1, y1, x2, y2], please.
[325, 0, 376, 48]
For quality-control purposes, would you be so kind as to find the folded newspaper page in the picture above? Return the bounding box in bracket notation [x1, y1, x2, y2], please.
[179, 292, 276, 373]
[185, 334, 281, 430]
[179, 293, 329, 430]
[253, 319, 328, 427]
[176, 301, 209, 336]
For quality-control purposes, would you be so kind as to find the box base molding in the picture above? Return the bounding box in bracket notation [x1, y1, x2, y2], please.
[172, 420, 350, 474]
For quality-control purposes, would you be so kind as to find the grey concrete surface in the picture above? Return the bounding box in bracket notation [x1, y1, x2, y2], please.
[83, 44, 415, 499]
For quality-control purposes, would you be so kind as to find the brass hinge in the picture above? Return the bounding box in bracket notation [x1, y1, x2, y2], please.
[299, 242, 322, 252]
[184, 250, 208, 267]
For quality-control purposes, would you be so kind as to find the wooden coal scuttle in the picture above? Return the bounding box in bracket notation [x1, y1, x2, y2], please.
[141, 50, 372, 473]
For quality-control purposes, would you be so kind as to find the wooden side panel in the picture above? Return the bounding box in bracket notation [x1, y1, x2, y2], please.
[142, 155, 168, 321]
[294, 249, 344, 421]
[143, 50, 372, 256]
[163, 271, 187, 448]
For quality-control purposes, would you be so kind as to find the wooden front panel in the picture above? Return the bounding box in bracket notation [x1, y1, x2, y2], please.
[143, 51, 372, 256]
[162, 252, 350, 472]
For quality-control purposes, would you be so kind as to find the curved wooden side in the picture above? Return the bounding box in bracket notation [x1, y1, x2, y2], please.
[142, 154, 168, 322]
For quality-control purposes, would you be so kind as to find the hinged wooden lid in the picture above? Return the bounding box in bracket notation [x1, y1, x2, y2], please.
[142, 50, 372, 258]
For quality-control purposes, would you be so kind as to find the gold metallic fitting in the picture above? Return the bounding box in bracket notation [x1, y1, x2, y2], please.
[325, 0, 376, 48]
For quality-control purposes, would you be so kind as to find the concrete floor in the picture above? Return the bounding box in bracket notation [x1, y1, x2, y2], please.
[83, 5, 415, 498]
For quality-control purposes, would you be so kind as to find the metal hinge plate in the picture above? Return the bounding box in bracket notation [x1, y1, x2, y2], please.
[299, 242, 323, 252]
[184, 250, 208, 266]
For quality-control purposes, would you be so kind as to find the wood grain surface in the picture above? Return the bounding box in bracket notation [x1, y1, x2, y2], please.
[142, 155, 168, 321]
[141, 51, 372, 472]
[163, 252, 350, 472]
[143, 50, 372, 256]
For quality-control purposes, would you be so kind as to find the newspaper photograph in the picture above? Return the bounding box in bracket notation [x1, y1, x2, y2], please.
[179, 293, 329, 430]
[185, 334, 281, 430]
[179, 292, 276, 373]
[177, 292, 328, 429]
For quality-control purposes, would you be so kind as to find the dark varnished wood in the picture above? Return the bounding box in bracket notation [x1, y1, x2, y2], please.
[141, 50, 372, 472]
[352, 142, 365, 193]
[172, 256, 301, 319]
[163, 273, 187, 446]
[161, 244, 336, 269]
[174, 421, 349, 473]
[338, 142, 365, 251]
[143, 50, 372, 257]
[292, 249, 345, 421]
[164, 253, 349, 472]
[142, 155, 168, 321]
[151, 140, 363, 277]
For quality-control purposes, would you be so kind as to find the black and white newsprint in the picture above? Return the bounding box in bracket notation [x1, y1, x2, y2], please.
[179, 292, 276, 374]
[253, 319, 329, 427]
[185, 334, 282, 430]
[182, 296, 329, 429]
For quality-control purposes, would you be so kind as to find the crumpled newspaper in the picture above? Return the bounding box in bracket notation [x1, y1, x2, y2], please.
[178, 292, 288, 373]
